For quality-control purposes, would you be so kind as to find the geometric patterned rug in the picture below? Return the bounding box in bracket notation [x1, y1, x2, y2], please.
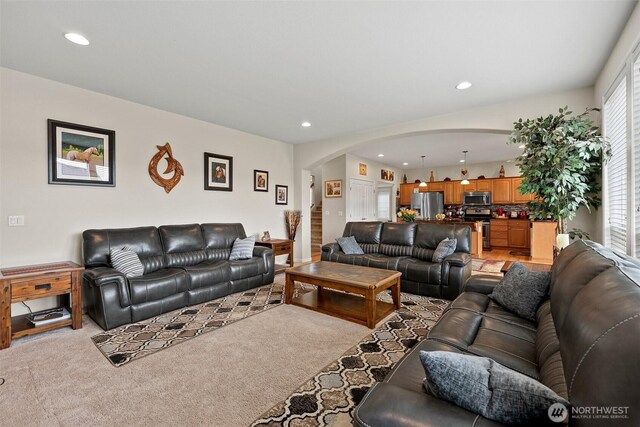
[250, 292, 450, 426]
[91, 281, 286, 367]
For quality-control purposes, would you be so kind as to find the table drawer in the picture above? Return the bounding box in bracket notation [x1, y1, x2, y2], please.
[11, 273, 71, 301]
[273, 243, 291, 255]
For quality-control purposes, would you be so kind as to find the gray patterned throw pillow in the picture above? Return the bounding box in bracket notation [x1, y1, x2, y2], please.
[110, 246, 144, 278]
[490, 261, 551, 321]
[336, 236, 364, 255]
[432, 237, 457, 262]
[419, 351, 569, 425]
[229, 236, 256, 260]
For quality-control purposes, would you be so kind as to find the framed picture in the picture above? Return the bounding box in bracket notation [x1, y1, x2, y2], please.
[359, 163, 367, 176]
[204, 152, 233, 191]
[325, 179, 342, 198]
[261, 231, 271, 241]
[254, 169, 268, 192]
[381, 169, 395, 181]
[47, 119, 115, 186]
[275, 185, 288, 205]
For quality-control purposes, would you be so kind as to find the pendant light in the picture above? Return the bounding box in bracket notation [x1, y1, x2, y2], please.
[461, 150, 470, 185]
[418, 155, 428, 187]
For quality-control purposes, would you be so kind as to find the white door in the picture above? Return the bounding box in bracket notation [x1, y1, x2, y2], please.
[349, 179, 376, 221]
[377, 186, 392, 221]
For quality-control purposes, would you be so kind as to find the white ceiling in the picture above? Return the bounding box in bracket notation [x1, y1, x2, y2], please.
[0, 1, 635, 163]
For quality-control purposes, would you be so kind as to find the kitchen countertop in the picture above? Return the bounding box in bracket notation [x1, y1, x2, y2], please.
[417, 219, 482, 231]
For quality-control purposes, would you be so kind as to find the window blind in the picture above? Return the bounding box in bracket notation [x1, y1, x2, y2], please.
[634, 56, 640, 255]
[604, 78, 628, 253]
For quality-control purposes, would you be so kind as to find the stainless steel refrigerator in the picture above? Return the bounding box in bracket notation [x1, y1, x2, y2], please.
[411, 192, 444, 220]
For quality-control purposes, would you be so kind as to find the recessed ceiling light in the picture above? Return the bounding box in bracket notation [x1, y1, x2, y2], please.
[378, 154, 384, 157]
[402, 162, 409, 166]
[301, 121, 311, 128]
[518, 144, 525, 149]
[459, 159, 465, 163]
[456, 81, 472, 90]
[64, 33, 90, 46]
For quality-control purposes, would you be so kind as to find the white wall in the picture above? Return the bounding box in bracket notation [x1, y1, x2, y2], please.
[321, 155, 346, 244]
[1, 68, 293, 313]
[345, 153, 400, 219]
[404, 160, 521, 183]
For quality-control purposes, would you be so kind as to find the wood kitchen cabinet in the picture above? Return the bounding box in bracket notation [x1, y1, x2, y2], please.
[508, 219, 531, 248]
[490, 219, 509, 247]
[475, 179, 492, 191]
[427, 182, 445, 192]
[462, 180, 477, 192]
[492, 178, 512, 203]
[512, 177, 534, 203]
[399, 183, 416, 205]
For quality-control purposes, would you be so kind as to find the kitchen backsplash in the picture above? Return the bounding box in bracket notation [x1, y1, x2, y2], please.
[491, 204, 529, 217]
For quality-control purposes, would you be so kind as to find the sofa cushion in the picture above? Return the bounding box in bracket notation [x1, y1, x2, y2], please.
[336, 236, 364, 255]
[413, 223, 471, 260]
[128, 268, 189, 305]
[361, 254, 403, 270]
[201, 223, 247, 261]
[398, 258, 442, 285]
[229, 257, 266, 280]
[159, 224, 207, 267]
[490, 262, 550, 321]
[419, 351, 569, 425]
[229, 236, 256, 260]
[182, 260, 230, 290]
[432, 237, 457, 262]
[109, 246, 144, 278]
[379, 223, 415, 257]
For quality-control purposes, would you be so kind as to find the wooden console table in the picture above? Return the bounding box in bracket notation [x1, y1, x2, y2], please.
[0, 261, 84, 349]
[255, 239, 294, 274]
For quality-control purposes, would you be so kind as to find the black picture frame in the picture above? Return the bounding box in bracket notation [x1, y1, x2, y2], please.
[254, 169, 269, 192]
[47, 119, 115, 186]
[204, 152, 233, 191]
[275, 185, 288, 205]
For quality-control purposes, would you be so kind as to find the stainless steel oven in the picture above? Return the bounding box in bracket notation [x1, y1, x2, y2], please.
[463, 191, 491, 206]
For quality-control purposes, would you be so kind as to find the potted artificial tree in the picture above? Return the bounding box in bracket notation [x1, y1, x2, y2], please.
[508, 107, 611, 249]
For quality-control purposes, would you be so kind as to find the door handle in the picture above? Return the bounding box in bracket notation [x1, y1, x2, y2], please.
[35, 283, 52, 290]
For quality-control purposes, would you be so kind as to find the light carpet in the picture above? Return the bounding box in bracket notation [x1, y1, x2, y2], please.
[0, 289, 375, 426]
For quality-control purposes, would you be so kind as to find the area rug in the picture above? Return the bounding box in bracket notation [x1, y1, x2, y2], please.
[472, 258, 505, 274]
[251, 292, 450, 426]
[92, 281, 286, 367]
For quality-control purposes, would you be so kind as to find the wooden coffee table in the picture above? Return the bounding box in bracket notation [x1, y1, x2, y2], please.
[284, 261, 401, 329]
[500, 260, 552, 274]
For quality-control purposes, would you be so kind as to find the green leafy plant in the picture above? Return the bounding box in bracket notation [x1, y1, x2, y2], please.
[509, 106, 611, 234]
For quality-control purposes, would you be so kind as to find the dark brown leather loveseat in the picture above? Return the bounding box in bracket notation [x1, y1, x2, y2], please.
[321, 222, 472, 299]
[354, 240, 640, 426]
[82, 223, 274, 330]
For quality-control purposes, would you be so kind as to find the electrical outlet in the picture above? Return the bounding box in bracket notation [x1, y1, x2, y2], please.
[325, 210, 330, 215]
[338, 211, 343, 217]
[8, 215, 24, 226]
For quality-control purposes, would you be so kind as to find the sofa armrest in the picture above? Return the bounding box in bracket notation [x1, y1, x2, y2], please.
[443, 252, 471, 267]
[321, 243, 341, 260]
[354, 383, 502, 427]
[83, 267, 131, 307]
[463, 274, 502, 294]
[253, 245, 274, 274]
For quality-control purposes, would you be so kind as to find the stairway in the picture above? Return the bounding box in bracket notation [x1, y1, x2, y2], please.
[311, 201, 323, 260]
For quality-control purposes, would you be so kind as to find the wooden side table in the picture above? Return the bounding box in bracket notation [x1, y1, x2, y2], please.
[500, 260, 552, 274]
[255, 239, 294, 274]
[0, 261, 84, 350]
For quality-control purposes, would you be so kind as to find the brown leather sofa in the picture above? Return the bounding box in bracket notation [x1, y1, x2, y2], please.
[82, 223, 274, 330]
[354, 240, 640, 426]
[321, 222, 472, 299]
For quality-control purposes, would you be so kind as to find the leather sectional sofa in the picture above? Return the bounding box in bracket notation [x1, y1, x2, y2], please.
[321, 222, 472, 299]
[354, 240, 640, 426]
[82, 223, 274, 330]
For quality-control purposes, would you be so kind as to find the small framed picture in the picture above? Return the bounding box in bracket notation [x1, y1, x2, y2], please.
[359, 163, 367, 176]
[381, 169, 394, 181]
[204, 152, 233, 191]
[275, 185, 288, 205]
[47, 119, 115, 186]
[261, 231, 271, 241]
[254, 169, 268, 192]
[325, 179, 342, 198]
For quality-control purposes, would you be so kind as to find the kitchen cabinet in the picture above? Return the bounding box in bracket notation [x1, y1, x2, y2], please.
[475, 179, 492, 191]
[492, 178, 512, 203]
[490, 219, 509, 247]
[531, 221, 557, 264]
[443, 181, 463, 205]
[462, 180, 477, 192]
[426, 182, 445, 192]
[508, 219, 531, 248]
[399, 183, 416, 205]
[512, 177, 534, 203]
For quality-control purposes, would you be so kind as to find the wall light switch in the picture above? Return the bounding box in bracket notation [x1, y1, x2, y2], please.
[338, 211, 343, 217]
[8, 215, 24, 226]
[325, 210, 330, 216]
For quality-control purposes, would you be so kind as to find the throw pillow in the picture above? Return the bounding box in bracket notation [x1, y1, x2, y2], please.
[229, 236, 256, 260]
[110, 246, 144, 278]
[432, 237, 457, 262]
[336, 236, 364, 255]
[490, 261, 551, 321]
[419, 351, 569, 425]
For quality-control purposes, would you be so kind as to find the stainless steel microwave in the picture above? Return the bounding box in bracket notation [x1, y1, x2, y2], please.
[463, 191, 491, 206]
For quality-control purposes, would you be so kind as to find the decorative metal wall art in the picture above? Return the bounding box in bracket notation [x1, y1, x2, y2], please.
[148, 142, 184, 193]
